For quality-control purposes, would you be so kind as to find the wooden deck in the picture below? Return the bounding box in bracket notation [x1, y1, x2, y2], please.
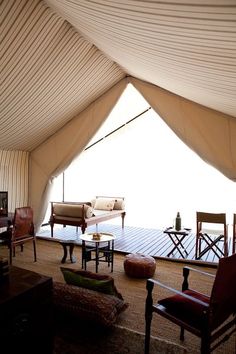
[37, 223, 234, 267]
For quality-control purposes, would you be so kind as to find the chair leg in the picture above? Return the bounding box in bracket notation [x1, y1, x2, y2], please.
[145, 281, 154, 354]
[145, 308, 152, 354]
[9, 245, 13, 265]
[199, 237, 202, 257]
[195, 235, 198, 259]
[224, 238, 228, 257]
[33, 239, 37, 262]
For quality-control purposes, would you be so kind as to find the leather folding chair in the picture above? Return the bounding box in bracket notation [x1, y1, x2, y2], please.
[145, 254, 236, 354]
[9, 206, 37, 264]
[233, 214, 236, 254]
[195, 212, 228, 260]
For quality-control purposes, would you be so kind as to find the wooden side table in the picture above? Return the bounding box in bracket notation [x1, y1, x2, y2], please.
[164, 227, 191, 258]
[80, 232, 115, 273]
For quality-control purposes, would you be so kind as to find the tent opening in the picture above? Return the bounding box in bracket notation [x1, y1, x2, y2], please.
[45, 84, 236, 231]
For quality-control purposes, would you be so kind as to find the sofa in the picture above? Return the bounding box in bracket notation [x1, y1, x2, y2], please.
[53, 268, 128, 327]
[49, 196, 126, 236]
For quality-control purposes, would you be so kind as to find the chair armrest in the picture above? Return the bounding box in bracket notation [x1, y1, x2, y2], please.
[183, 266, 215, 278]
[147, 278, 208, 307]
[182, 266, 215, 293]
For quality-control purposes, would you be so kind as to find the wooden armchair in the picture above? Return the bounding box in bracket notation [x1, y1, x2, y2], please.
[145, 253, 236, 354]
[8, 206, 37, 264]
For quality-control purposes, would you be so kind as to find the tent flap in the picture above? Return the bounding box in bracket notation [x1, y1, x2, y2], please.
[29, 78, 127, 230]
[130, 77, 236, 182]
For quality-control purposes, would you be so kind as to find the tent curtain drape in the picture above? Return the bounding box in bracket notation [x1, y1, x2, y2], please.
[29, 78, 128, 231]
[29, 76, 236, 231]
[130, 77, 236, 181]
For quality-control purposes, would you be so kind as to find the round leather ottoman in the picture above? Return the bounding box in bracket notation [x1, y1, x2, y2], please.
[124, 253, 156, 278]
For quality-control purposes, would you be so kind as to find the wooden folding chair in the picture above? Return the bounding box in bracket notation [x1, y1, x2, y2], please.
[195, 212, 228, 260]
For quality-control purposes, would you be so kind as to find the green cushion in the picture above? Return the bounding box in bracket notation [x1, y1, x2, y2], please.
[60, 268, 121, 297]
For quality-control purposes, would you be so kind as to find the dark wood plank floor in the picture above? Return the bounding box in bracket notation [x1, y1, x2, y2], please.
[37, 223, 234, 267]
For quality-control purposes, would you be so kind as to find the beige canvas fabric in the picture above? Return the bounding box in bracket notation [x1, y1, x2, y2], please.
[29, 79, 127, 230]
[29, 77, 236, 230]
[130, 77, 236, 182]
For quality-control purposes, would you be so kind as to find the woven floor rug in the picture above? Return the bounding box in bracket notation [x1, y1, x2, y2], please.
[54, 323, 186, 354]
[1, 239, 235, 353]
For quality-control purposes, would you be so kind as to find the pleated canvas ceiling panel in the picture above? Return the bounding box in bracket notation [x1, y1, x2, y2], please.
[46, 0, 236, 118]
[0, 0, 125, 151]
[1, 0, 236, 152]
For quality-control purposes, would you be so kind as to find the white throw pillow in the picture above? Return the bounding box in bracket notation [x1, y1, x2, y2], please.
[113, 199, 125, 210]
[84, 205, 94, 218]
[94, 198, 115, 211]
[90, 198, 96, 208]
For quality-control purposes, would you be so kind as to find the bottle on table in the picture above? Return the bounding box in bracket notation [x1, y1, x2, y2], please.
[175, 212, 181, 231]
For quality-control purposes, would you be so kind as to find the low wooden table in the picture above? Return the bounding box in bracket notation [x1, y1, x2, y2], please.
[59, 240, 77, 263]
[164, 227, 191, 258]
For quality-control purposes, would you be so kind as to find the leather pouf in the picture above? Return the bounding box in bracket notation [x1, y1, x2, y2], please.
[124, 253, 156, 278]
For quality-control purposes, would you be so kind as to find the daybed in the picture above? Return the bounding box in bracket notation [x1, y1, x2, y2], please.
[49, 196, 125, 237]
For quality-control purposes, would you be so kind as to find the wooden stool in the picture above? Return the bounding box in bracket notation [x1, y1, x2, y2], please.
[124, 253, 156, 278]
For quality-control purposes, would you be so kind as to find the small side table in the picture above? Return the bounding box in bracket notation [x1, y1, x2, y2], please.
[59, 240, 77, 263]
[80, 232, 115, 273]
[164, 227, 191, 259]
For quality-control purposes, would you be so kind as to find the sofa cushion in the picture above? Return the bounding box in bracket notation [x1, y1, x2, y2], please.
[53, 281, 128, 327]
[53, 203, 93, 218]
[60, 268, 123, 299]
[113, 198, 125, 210]
[91, 197, 125, 210]
[94, 198, 115, 211]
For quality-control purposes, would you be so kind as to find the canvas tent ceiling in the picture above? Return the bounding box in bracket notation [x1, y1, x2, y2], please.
[46, 0, 236, 117]
[1, 0, 236, 152]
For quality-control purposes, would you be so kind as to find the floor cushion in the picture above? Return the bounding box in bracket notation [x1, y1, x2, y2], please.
[53, 281, 128, 327]
[60, 268, 123, 299]
[124, 253, 156, 278]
